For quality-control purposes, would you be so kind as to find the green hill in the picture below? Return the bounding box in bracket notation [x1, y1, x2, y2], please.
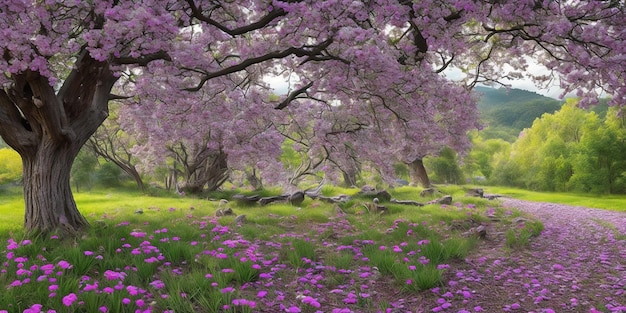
[474, 86, 562, 132]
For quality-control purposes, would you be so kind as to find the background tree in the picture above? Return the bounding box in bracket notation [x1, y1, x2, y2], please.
[493, 100, 626, 194]
[569, 107, 626, 193]
[86, 103, 146, 192]
[70, 149, 99, 193]
[425, 147, 464, 185]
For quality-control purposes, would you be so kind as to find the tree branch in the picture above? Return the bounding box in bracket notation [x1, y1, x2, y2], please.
[185, 39, 336, 92]
[274, 81, 314, 110]
[185, 0, 289, 36]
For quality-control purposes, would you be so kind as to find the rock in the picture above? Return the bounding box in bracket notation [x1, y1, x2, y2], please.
[463, 225, 487, 238]
[512, 217, 528, 224]
[232, 194, 261, 205]
[420, 188, 436, 197]
[358, 187, 391, 202]
[310, 194, 352, 203]
[484, 194, 502, 200]
[395, 179, 409, 186]
[465, 188, 484, 198]
[438, 195, 453, 205]
[234, 214, 247, 225]
[390, 199, 425, 206]
[374, 190, 392, 202]
[215, 208, 235, 217]
[289, 191, 305, 206]
[360, 185, 376, 193]
[259, 195, 289, 205]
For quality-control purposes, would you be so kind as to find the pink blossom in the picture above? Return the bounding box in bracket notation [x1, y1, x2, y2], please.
[62, 293, 77, 306]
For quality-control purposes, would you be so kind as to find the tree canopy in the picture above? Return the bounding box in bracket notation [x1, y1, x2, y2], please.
[0, 0, 624, 232]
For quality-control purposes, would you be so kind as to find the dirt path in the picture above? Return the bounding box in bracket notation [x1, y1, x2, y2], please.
[421, 199, 626, 313]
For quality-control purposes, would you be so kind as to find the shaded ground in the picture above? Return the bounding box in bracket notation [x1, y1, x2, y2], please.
[417, 199, 626, 313]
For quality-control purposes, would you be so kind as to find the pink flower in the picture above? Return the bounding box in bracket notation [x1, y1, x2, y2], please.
[99, 306, 107, 312]
[286, 306, 301, 313]
[62, 293, 77, 306]
[57, 260, 72, 269]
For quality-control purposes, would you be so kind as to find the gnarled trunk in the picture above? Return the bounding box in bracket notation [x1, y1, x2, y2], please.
[408, 158, 431, 188]
[178, 149, 229, 194]
[0, 51, 117, 234]
[22, 141, 88, 233]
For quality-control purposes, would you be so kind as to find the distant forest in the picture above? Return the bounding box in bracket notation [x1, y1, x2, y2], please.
[474, 86, 609, 142]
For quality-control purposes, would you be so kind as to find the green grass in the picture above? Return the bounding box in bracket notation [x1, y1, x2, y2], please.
[0, 184, 548, 312]
[484, 186, 626, 212]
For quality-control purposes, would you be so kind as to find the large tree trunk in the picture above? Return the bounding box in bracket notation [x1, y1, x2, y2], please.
[178, 148, 229, 194]
[408, 158, 431, 188]
[0, 51, 117, 234]
[22, 141, 88, 233]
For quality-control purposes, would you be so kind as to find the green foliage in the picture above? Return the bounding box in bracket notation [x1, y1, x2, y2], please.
[399, 264, 443, 292]
[0, 148, 22, 184]
[71, 149, 98, 191]
[96, 162, 124, 187]
[284, 238, 317, 270]
[492, 100, 626, 194]
[475, 86, 562, 133]
[0, 186, 546, 311]
[425, 147, 464, 184]
[463, 131, 511, 182]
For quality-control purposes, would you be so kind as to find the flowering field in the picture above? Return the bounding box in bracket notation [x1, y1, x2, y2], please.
[1, 186, 624, 312]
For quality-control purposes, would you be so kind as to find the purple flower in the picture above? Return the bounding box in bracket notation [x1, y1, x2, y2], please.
[57, 260, 72, 269]
[62, 293, 77, 307]
[149, 280, 165, 289]
[286, 306, 301, 313]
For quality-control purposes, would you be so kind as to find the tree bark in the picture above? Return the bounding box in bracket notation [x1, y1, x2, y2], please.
[177, 148, 229, 194]
[408, 158, 431, 188]
[0, 51, 117, 234]
[22, 141, 89, 233]
[342, 169, 358, 187]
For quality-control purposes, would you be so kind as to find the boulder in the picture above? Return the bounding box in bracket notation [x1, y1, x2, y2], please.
[420, 188, 436, 197]
[232, 194, 261, 205]
[288, 191, 305, 206]
[465, 188, 484, 198]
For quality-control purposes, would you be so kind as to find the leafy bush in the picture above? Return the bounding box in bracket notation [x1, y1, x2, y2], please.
[96, 162, 124, 187]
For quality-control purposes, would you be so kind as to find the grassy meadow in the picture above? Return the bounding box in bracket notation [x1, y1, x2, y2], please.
[485, 186, 626, 212]
[0, 184, 569, 312]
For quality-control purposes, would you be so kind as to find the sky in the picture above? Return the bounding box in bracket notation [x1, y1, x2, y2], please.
[267, 62, 572, 100]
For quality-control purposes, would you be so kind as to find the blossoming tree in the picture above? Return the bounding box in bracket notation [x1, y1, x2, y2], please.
[0, 0, 623, 233]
